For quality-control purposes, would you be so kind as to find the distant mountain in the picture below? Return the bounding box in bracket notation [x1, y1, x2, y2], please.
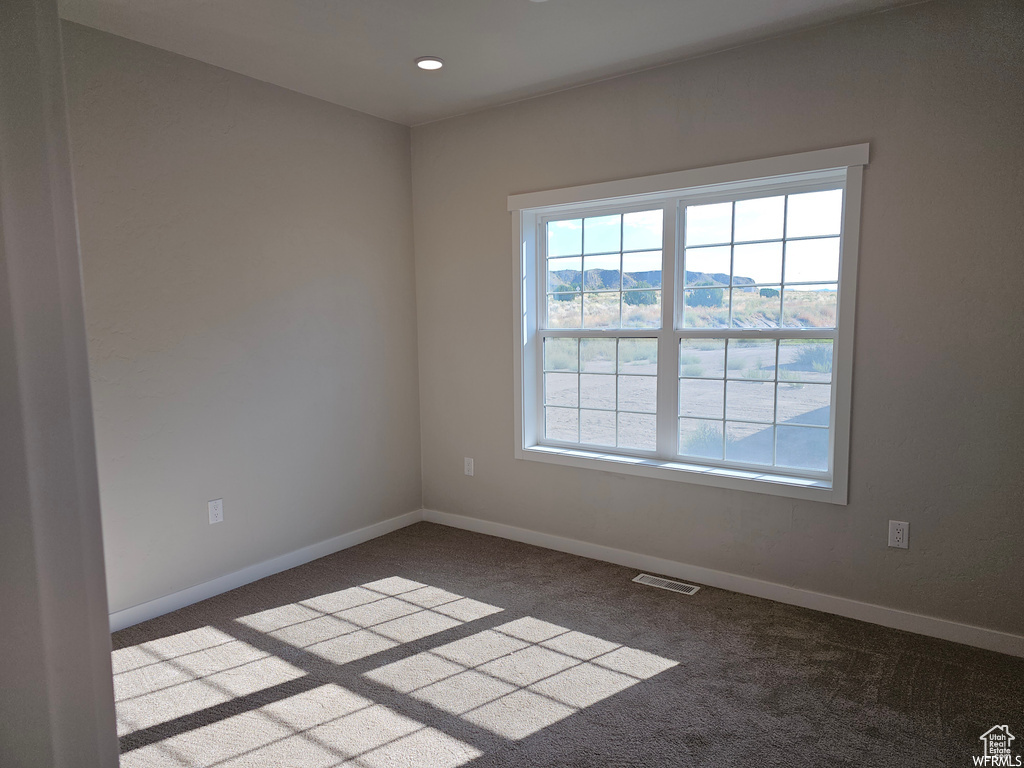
[549, 269, 755, 292]
[684, 272, 755, 289]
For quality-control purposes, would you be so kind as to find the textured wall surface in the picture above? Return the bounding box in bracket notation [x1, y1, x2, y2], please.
[63, 23, 421, 614]
[411, 0, 1024, 634]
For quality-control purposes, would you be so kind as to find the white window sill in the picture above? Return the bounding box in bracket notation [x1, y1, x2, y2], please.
[518, 444, 846, 504]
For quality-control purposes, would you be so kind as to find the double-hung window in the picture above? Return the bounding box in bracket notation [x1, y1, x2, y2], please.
[511, 146, 867, 503]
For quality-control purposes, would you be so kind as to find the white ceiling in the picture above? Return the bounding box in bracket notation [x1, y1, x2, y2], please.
[59, 0, 913, 126]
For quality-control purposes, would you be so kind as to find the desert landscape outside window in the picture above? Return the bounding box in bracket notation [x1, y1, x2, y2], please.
[513, 146, 867, 503]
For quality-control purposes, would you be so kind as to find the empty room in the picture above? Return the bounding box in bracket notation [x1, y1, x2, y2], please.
[2, 0, 1023, 766]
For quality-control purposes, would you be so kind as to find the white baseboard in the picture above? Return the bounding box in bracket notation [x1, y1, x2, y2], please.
[421, 508, 1024, 658]
[110, 506, 1023, 657]
[109, 510, 424, 632]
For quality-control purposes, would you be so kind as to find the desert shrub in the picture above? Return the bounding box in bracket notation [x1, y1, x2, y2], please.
[618, 338, 657, 366]
[784, 291, 836, 328]
[681, 422, 721, 456]
[544, 339, 578, 371]
[553, 283, 581, 300]
[687, 339, 724, 351]
[681, 364, 705, 377]
[795, 343, 833, 373]
[687, 281, 723, 308]
[742, 366, 772, 380]
[623, 281, 657, 306]
[759, 287, 780, 298]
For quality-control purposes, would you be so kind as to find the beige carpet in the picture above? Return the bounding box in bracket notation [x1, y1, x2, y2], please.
[112, 522, 1023, 767]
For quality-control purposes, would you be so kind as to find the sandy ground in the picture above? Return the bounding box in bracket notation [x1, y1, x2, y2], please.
[543, 340, 831, 470]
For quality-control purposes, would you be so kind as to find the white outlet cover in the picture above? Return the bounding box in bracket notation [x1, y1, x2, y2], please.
[464, 458, 474, 476]
[888, 520, 908, 549]
[209, 498, 224, 524]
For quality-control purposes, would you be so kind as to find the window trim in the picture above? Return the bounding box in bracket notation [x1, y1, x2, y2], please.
[511, 145, 867, 504]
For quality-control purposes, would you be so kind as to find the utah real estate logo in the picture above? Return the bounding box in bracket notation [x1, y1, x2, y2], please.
[976, 726, 1020, 767]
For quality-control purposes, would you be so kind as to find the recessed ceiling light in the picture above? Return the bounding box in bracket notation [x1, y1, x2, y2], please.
[416, 56, 444, 71]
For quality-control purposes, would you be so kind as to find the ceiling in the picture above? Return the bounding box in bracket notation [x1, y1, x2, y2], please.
[59, 0, 913, 126]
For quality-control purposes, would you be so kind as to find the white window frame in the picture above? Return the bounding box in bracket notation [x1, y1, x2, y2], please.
[510, 145, 867, 504]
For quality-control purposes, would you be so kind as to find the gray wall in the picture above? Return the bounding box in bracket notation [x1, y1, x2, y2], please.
[411, 0, 1024, 634]
[1, 2, 118, 765]
[62, 24, 421, 614]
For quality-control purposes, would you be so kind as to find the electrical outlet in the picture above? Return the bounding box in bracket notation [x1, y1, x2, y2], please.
[464, 457, 474, 476]
[888, 520, 908, 549]
[208, 498, 224, 524]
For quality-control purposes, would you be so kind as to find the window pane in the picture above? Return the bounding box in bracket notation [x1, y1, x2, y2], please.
[776, 383, 831, 426]
[533, 180, 849, 480]
[785, 237, 840, 284]
[547, 219, 582, 257]
[583, 253, 619, 291]
[786, 189, 842, 238]
[731, 285, 781, 328]
[685, 202, 732, 246]
[734, 195, 784, 242]
[622, 209, 663, 251]
[778, 340, 832, 382]
[782, 285, 837, 328]
[776, 426, 828, 471]
[580, 409, 616, 446]
[683, 287, 729, 328]
[618, 376, 657, 413]
[583, 292, 619, 328]
[678, 379, 724, 419]
[580, 373, 615, 410]
[544, 373, 578, 407]
[618, 338, 657, 374]
[679, 418, 723, 460]
[621, 290, 661, 328]
[545, 407, 578, 442]
[581, 338, 616, 373]
[726, 381, 775, 422]
[679, 339, 725, 379]
[546, 256, 581, 293]
[584, 214, 620, 255]
[726, 339, 776, 380]
[622, 250, 662, 289]
[547, 294, 582, 328]
[726, 422, 774, 465]
[733, 242, 782, 285]
[684, 246, 730, 286]
[543, 338, 578, 372]
[618, 412, 656, 451]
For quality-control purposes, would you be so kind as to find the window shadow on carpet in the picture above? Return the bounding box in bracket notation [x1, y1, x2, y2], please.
[113, 576, 677, 767]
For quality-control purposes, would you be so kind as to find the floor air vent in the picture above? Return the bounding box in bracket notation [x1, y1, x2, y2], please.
[633, 573, 700, 595]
